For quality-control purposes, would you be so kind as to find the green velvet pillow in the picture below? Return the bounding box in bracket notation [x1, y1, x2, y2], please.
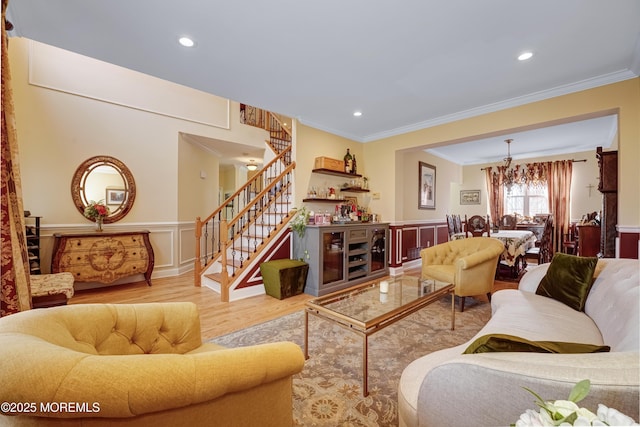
[463, 334, 610, 354]
[535, 252, 598, 311]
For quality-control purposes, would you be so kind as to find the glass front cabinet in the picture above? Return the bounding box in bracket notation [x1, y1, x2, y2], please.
[322, 231, 345, 285]
[370, 226, 387, 273]
[294, 223, 389, 296]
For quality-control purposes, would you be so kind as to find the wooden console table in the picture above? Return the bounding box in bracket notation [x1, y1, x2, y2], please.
[52, 230, 154, 286]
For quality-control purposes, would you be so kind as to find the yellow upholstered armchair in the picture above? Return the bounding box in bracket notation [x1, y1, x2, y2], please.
[420, 237, 504, 312]
[0, 302, 304, 427]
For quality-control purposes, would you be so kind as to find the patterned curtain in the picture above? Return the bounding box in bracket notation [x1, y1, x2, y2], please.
[1, 0, 32, 316]
[547, 160, 573, 254]
[485, 166, 504, 226]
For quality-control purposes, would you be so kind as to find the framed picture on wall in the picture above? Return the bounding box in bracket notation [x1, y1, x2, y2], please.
[418, 162, 436, 210]
[343, 196, 358, 207]
[460, 190, 481, 205]
[106, 188, 126, 206]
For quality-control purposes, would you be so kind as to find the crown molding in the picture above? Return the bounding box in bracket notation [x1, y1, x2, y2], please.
[295, 116, 366, 143]
[362, 70, 638, 143]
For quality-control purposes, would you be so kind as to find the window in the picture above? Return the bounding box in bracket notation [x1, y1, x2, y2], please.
[504, 184, 548, 217]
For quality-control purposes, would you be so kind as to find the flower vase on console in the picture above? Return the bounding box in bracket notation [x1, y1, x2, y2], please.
[84, 200, 110, 232]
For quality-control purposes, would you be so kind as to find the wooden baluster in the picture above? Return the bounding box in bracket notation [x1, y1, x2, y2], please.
[194, 216, 202, 287]
[220, 219, 230, 302]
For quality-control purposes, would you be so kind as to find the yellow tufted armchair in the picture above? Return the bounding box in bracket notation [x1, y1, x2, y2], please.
[420, 237, 504, 312]
[0, 302, 305, 427]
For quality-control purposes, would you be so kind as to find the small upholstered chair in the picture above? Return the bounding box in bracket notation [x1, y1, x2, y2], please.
[30, 272, 75, 308]
[420, 237, 504, 312]
[0, 302, 304, 426]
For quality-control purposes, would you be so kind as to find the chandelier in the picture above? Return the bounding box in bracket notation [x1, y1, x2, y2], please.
[246, 160, 258, 171]
[501, 139, 523, 193]
[499, 138, 547, 193]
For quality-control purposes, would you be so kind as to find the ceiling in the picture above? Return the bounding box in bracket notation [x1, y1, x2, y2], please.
[181, 133, 265, 168]
[426, 113, 618, 165]
[6, 1, 640, 164]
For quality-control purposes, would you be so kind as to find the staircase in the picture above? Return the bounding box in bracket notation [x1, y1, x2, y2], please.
[195, 111, 296, 302]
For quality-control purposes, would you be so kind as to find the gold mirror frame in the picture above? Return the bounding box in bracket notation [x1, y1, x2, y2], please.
[71, 155, 136, 224]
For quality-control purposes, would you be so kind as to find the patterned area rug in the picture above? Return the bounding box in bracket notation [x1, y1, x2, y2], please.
[210, 295, 491, 426]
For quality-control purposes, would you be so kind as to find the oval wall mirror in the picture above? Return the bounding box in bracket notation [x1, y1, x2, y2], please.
[71, 155, 136, 224]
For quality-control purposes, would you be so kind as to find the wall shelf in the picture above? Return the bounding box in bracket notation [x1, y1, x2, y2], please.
[340, 187, 370, 193]
[302, 198, 349, 203]
[312, 168, 362, 178]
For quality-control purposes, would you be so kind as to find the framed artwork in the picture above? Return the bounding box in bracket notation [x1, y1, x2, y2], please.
[460, 189, 481, 205]
[106, 188, 126, 206]
[344, 196, 358, 207]
[418, 162, 436, 210]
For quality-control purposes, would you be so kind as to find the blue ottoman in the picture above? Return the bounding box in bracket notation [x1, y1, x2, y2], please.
[259, 259, 309, 299]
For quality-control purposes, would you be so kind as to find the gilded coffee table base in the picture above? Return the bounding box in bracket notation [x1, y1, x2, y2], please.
[304, 278, 454, 397]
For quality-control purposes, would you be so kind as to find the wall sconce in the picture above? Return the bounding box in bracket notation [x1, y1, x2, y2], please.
[246, 161, 258, 171]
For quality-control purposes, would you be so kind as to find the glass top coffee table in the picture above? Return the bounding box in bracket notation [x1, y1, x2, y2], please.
[304, 275, 454, 396]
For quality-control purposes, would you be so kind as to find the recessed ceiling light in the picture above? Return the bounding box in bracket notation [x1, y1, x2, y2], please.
[518, 52, 533, 61]
[353, 111, 362, 117]
[179, 37, 195, 47]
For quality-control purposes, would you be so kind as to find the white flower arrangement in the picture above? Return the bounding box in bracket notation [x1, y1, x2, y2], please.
[514, 380, 638, 426]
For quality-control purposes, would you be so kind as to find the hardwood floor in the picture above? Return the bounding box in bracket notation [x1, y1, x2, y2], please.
[69, 273, 313, 340]
[69, 269, 518, 341]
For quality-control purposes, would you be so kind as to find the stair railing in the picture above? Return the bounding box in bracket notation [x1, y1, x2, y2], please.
[266, 113, 292, 163]
[242, 105, 292, 163]
[195, 146, 296, 300]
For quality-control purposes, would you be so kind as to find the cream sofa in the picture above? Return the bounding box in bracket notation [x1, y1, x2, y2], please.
[0, 302, 305, 427]
[421, 237, 504, 311]
[399, 258, 640, 427]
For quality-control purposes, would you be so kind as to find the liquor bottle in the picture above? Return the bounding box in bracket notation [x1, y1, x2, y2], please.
[352, 155, 357, 175]
[344, 149, 353, 173]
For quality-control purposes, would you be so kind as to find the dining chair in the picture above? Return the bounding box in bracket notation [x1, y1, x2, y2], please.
[447, 214, 466, 240]
[453, 215, 463, 234]
[499, 214, 517, 230]
[562, 222, 578, 254]
[446, 214, 456, 239]
[465, 215, 490, 237]
[525, 214, 554, 264]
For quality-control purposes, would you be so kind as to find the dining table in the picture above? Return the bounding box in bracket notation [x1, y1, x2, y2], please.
[490, 230, 537, 276]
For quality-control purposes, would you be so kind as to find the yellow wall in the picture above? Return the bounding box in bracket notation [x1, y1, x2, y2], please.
[359, 78, 639, 226]
[220, 166, 236, 198]
[294, 125, 363, 213]
[399, 150, 461, 221]
[177, 135, 220, 222]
